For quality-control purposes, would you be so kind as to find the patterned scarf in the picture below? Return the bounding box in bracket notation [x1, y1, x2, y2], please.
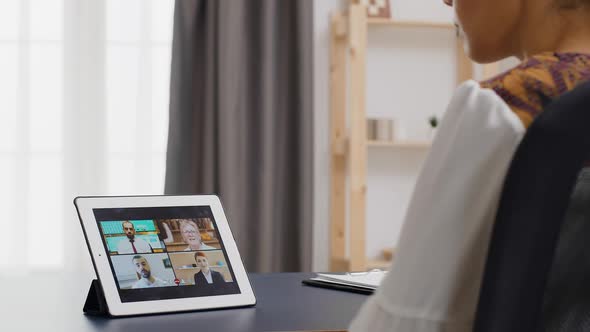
[480, 52, 590, 128]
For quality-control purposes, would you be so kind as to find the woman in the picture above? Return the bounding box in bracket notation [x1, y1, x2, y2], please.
[179, 220, 216, 251]
[193, 252, 226, 286]
[350, 0, 590, 331]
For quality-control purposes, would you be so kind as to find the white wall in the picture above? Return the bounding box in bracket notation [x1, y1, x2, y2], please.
[313, 0, 459, 271]
[365, 11, 456, 259]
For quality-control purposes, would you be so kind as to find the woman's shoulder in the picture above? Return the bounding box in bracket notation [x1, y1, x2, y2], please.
[479, 52, 590, 128]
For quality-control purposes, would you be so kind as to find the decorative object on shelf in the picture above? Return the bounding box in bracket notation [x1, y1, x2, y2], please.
[382, 247, 395, 261]
[367, 118, 377, 140]
[428, 115, 439, 139]
[367, 117, 394, 142]
[201, 231, 212, 240]
[361, 0, 391, 19]
[196, 217, 213, 230]
[160, 222, 174, 243]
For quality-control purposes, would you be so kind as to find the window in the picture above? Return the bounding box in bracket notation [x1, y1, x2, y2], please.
[0, 0, 174, 271]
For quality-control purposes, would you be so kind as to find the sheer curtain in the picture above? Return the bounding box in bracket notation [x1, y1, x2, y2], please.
[0, 0, 174, 273]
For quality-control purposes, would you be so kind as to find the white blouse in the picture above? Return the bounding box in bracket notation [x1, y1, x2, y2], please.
[349, 81, 525, 331]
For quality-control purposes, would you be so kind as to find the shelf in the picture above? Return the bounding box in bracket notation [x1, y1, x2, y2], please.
[367, 259, 392, 270]
[165, 240, 219, 246]
[367, 140, 431, 148]
[330, 257, 392, 272]
[172, 229, 214, 233]
[329, 5, 478, 272]
[368, 18, 454, 30]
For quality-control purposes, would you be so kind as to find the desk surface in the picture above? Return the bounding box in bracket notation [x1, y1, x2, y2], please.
[2, 272, 368, 332]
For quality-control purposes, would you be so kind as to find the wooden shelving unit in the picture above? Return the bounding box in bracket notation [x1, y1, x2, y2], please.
[329, 1, 498, 272]
[367, 18, 454, 29]
[176, 265, 229, 270]
[367, 140, 432, 149]
[159, 219, 221, 252]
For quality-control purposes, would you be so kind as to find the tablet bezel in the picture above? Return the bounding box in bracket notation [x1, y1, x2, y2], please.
[75, 195, 256, 316]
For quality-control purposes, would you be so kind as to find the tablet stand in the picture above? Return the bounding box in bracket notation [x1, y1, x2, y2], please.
[83, 279, 110, 316]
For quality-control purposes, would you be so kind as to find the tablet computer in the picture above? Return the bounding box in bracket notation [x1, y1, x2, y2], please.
[75, 195, 256, 316]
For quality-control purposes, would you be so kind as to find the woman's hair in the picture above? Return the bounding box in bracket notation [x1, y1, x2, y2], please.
[179, 219, 200, 233]
[195, 251, 208, 260]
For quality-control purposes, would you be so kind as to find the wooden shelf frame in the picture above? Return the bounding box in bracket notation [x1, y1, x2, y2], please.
[367, 140, 431, 148]
[368, 18, 454, 29]
[329, 2, 482, 272]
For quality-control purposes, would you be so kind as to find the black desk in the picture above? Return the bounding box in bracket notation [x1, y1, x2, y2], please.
[94, 273, 368, 331]
[3, 272, 369, 331]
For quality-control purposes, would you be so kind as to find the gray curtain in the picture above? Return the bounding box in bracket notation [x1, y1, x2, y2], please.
[165, 0, 313, 273]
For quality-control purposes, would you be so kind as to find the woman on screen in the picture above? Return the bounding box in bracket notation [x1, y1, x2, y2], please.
[179, 220, 216, 251]
[193, 252, 225, 286]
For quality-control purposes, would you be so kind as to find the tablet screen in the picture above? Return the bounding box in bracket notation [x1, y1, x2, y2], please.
[93, 206, 241, 303]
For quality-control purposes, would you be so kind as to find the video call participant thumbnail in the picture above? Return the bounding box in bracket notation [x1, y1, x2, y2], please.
[179, 220, 216, 251]
[131, 255, 169, 289]
[118, 221, 153, 254]
[194, 251, 225, 286]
